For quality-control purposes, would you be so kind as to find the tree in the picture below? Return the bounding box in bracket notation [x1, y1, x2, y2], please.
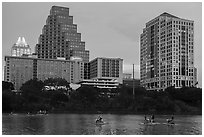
[2, 81, 14, 91]
[116, 85, 134, 110]
[20, 79, 44, 105]
[2, 89, 14, 112]
[49, 90, 69, 108]
[70, 86, 100, 110]
[44, 78, 70, 87]
[20, 79, 44, 94]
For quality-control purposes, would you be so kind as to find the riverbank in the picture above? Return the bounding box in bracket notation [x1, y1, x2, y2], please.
[3, 82, 202, 116]
[3, 109, 202, 116]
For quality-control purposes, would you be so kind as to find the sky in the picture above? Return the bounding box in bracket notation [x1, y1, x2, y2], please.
[2, 2, 202, 87]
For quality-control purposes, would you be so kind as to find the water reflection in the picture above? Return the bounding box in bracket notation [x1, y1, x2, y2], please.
[2, 115, 46, 134]
[95, 124, 103, 134]
[2, 114, 202, 135]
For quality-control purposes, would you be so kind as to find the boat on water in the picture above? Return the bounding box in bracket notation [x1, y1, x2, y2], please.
[9, 112, 17, 115]
[165, 122, 175, 125]
[95, 121, 105, 125]
[162, 122, 176, 126]
[36, 110, 48, 115]
[143, 121, 159, 125]
[95, 115, 106, 125]
[168, 123, 175, 125]
[166, 116, 175, 125]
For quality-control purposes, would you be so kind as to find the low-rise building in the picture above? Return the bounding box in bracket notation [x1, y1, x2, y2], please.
[4, 56, 84, 90]
[78, 78, 119, 89]
[89, 57, 123, 84]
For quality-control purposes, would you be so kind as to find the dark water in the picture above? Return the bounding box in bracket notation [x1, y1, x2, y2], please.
[2, 114, 202, 135]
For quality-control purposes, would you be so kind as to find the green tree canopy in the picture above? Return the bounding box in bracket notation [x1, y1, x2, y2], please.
[2, 81, 14, 91]
[20, 79, 44, 94]
[44, 78, 70, 87]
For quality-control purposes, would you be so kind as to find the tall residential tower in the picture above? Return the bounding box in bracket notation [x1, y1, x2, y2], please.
[140, 12, 195, 91]
[35, 6, 89, 62]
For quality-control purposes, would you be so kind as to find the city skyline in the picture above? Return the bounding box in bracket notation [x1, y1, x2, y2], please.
[2, 2, 202, 87]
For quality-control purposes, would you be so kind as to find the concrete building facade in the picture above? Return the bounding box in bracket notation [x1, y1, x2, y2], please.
[140, 12, 195, 90]
[89, 57, 123, 84]
[4, 56, 33, 90]
[4, 56, 84, 90]
[78, 78, 119, 89]
[194, 67, 198, 86]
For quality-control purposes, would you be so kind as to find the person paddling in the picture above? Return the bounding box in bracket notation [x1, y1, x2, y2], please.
[96, 115, 103, 123]
[167, 115, 174, 124]
[144, 115, 147, 121]
[144, 115, 149, 123]
[151, 114, 155, 123]
[144, 115, 153, 123]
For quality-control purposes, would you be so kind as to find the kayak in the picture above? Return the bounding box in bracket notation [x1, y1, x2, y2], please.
[142, 122, 160, 125]
[167, 122, 175, 125]
[95, 121, 108, 125]
[96, 122, 105, 125]
[163, 122, 176, 126]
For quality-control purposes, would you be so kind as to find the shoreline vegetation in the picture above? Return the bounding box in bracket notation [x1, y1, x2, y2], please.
[2, 78, 202, 115]
[3, 111, 202, 116]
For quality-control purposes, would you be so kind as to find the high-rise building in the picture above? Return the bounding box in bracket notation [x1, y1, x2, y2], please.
[194, 67, 197, 86]
[35, 6, 89, 62]
[4, 56, 84, 90]
[89, 57, 123, 84]
[140, 12, 195, 91]
[11, 37, 31, 56]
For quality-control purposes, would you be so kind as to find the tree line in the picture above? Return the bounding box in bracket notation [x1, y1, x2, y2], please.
[2, 78, 202, 115]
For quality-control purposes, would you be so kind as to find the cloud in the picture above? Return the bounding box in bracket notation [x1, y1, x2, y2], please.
[108, 16, 139, 42]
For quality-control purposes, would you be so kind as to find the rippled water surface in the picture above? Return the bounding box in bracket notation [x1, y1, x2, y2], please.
[2, 114, 202, 135]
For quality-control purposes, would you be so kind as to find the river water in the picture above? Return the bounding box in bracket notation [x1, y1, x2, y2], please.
[2, 113, 202, 135]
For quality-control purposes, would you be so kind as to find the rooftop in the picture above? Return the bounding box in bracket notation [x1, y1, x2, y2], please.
[159, 12, 179, 19]
[14, 37, 29, 47]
